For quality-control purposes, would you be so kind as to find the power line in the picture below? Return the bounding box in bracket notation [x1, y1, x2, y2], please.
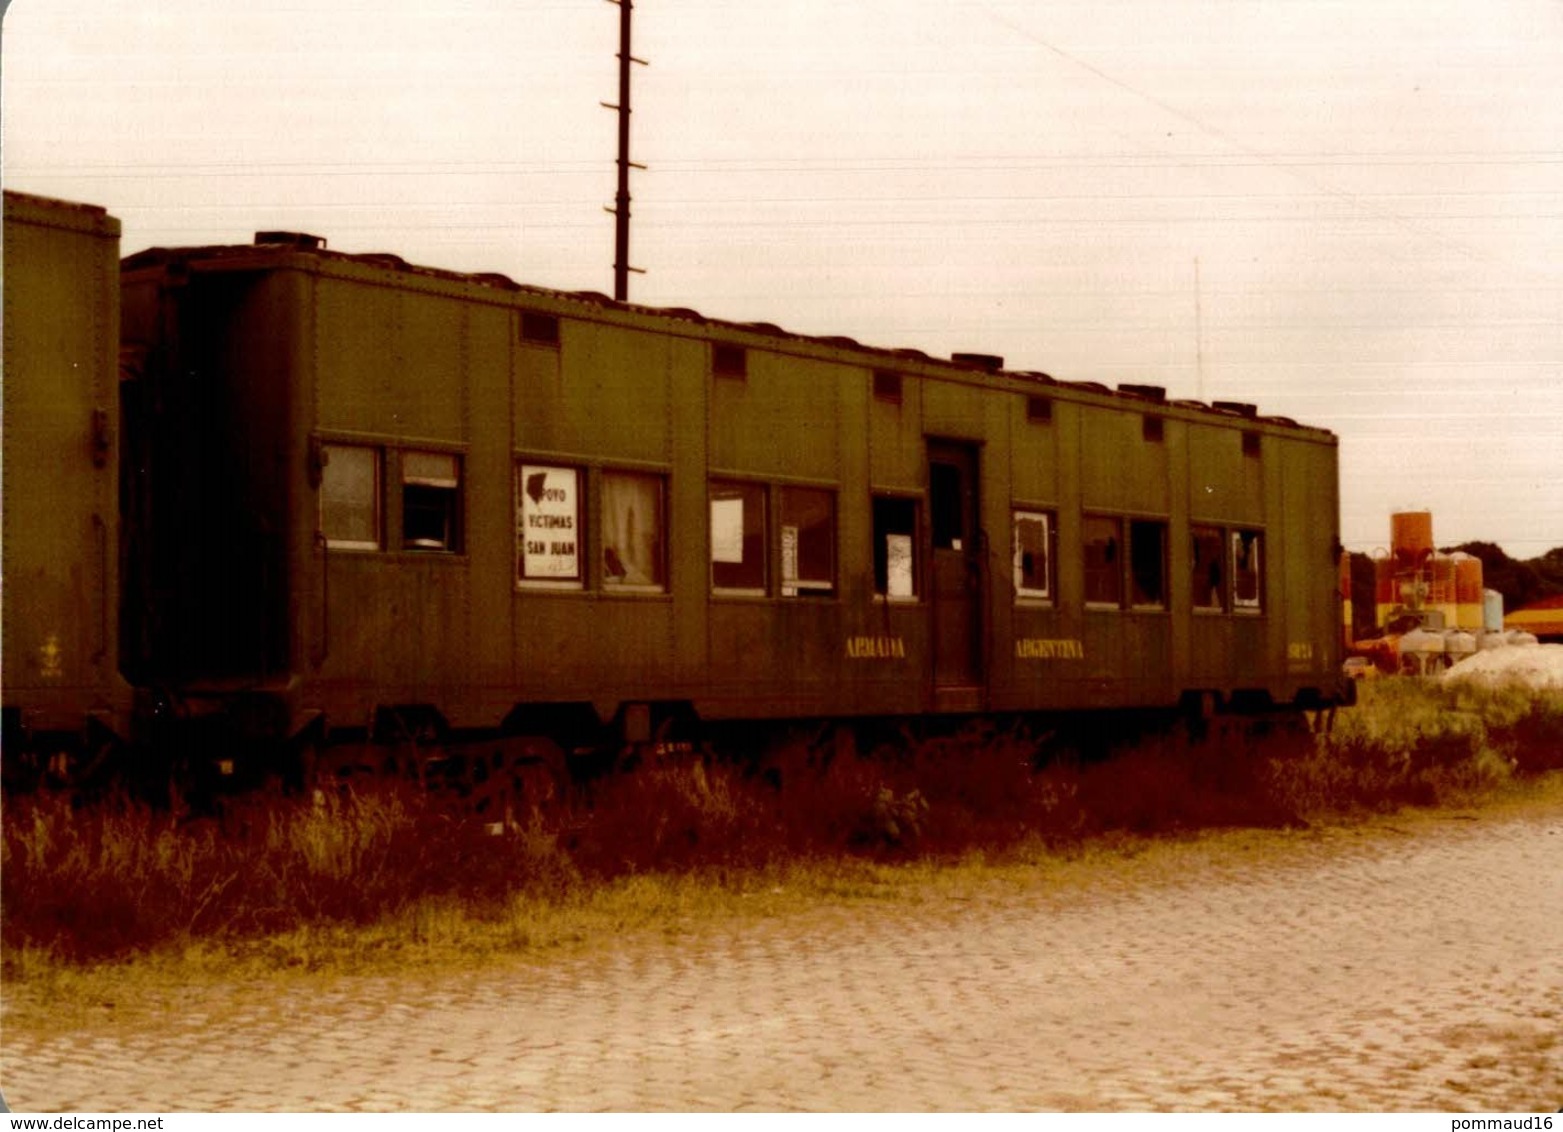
[973, 6, 1555, 278]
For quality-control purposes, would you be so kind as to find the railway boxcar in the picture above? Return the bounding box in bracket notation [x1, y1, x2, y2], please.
[2, 191, 129, 786]
[118, 232, 1348, 780]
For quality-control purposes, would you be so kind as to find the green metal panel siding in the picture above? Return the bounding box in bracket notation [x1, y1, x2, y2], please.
[1165, 418, 1193, 690]
[1188, 423, 1263, 523]
[517, 316, 673, 464]
[463, 302, 514, 713]
[1053, 400, 1085, 620]
[507, 314, 691, 722]
[1, 193, 124, 730]
[868, 375, 923, 490]
[1080, 408, 1170, 513]
[1008, 392, 1060, 505]
[1278, 435, 1343, 694]
[665, 337, 710, 698]
[708, 350, 844, 478]
[308, 271, 476, 723]
[705, 349, 850, 714]
[314, 281, 464, 441]
[922, 378, 988, 444]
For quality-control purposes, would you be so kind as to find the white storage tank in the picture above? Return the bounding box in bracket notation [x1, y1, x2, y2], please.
[1483, 589, 1504, 633]
[1444, 629, 1477, 665]
[1399, 627, 1447, 675]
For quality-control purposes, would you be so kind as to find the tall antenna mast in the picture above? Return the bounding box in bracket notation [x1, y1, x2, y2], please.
[1194, 256, 1205, 402]
[603, 0, 647, 301]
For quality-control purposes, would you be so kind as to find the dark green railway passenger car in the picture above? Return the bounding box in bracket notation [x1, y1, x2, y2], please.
[118, 232, 1348, 771]
[2, 191, 129, 781]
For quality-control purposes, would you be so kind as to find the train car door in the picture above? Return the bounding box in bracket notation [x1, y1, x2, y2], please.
[928, 440, 984, 706]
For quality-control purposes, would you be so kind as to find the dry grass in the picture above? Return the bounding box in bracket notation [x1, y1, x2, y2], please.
[1266, 678, 1563, 814]
[4, 677, 1560, 977]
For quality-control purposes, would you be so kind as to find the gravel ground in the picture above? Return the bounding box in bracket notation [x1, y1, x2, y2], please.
[3, 801, 1560, 1112]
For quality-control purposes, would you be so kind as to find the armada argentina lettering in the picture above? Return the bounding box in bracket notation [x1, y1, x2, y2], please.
[1014, 638, 1085, 660]
[845, 635, 906, 660]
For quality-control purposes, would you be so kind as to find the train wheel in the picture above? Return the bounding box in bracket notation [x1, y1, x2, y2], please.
[279, 727, 323, 798]
[38, 730, 121, 803]
[466, 736, 569, 831]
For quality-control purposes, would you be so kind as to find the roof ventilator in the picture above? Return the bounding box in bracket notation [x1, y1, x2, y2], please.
[254, 231, 326, 250]
[951, 352, 1003, 371]
[1118, 383, 1167, 403]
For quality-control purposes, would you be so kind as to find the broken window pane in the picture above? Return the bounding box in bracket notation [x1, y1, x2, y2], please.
[517, 464, 580, 582]
[321, 444, 380, 550]
[780, 486, 834, 596]
[1191, 525, 1225, 610]
[1232, 529, 1263, 611]
[1013, 510, 1053, 600]
[1084, 514, 1123, 607]
[403, 451, 461, 551]
[1129, 519, 1168, 609]
[602, 470, 665, 591]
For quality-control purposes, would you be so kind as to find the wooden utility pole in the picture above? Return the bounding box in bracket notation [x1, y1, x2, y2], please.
[603, 0, 646, 301]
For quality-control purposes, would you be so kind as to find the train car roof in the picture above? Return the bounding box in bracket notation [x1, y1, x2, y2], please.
[121, 232, 1334, 440]
[4, 189, 122, 237]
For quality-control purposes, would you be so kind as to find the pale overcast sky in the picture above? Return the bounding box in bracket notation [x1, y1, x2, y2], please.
[3, 0, 1559, 557]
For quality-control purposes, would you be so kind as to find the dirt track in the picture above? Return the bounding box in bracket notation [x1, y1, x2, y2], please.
[4, 803, 1560, 1112]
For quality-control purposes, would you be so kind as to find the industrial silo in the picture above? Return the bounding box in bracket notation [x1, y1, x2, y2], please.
[1429, 554, 1459, 630]
[1453, 553, 1484, 631]
[1390, 511, 1434, 574]
[1483, 588, 1504, 633]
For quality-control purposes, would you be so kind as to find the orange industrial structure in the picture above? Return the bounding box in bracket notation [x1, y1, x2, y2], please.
[1350, 510, 1535, 677]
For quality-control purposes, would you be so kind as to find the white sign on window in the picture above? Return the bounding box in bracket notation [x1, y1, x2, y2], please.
[886, 533, 914, 598]
[781, 524, 799, 596]
[519, 465, 579, 578]
[711, 496, 745, 564]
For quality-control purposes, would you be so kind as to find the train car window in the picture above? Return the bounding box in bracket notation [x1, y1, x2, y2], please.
[402, 451, 462, 552]
[1142, 416, 1164, 443]
[602, 471, 666, 592]
[780, 486, 835, 596]
[710, 480, 766, 593]
[1083, 515, 1123, 607]
[872, 496, 918, 600]
[320, 444, 381, 550]
[1129, 519, 1168, 609]
[1191, 525, 1225, 611]
[1013, 510, 1054, 601]
[1232, 529, 1263, 611]
[1026, 396, 1053, 424]
[1242, 431, 1262, 458]
[873, 370, 903, 405]
[517, 463, 582, 584]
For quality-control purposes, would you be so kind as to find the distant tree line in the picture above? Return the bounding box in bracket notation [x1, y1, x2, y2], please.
[1344, 543, 1563, 641]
